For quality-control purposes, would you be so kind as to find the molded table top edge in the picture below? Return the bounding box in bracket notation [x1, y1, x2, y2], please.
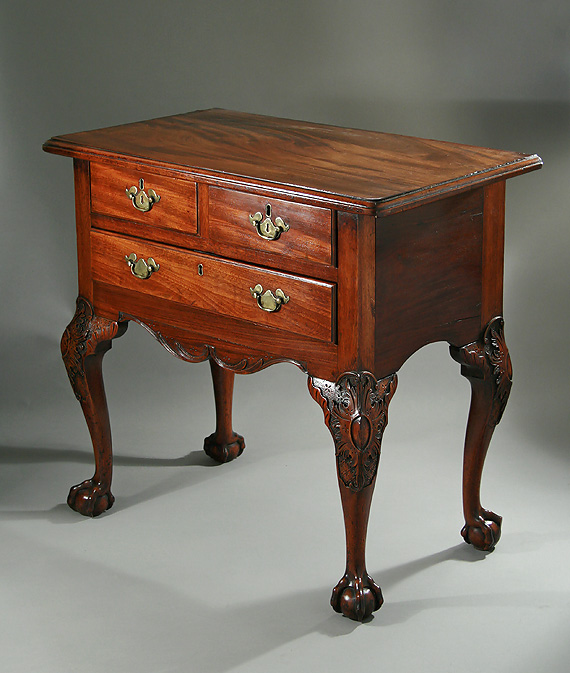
[43, 109, 543, 215]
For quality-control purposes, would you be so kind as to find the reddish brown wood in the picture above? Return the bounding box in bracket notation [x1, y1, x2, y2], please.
[73, 159, 93, 302]
[336, 212, 359, 371]
[481, 181, 506, 327]
[356, 214, 376, 371]
[91, 212, 339, 284]
[335, 212, 376, 373]
[203, 360, 245, 463]
[95, 284, 339, 380]
[375, 189, 485, 377]
[91, 229, 335, 343]
[450, 317, 512, 551]
[197, 181, 209, 238]
[44, 110, 541, 621]
[91, 162, 198, 236]
[61, 297, 127, 516]
[44, 109, 542, 214]
[208, 186, 332, 266]
[309, 371, 397, 621]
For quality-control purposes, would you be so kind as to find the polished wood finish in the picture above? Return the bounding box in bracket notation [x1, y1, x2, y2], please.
[44, 110, 541, 621]
[481, 181, 506, 326]
[450, 317, 512, 551]
[208, 186, 333, 266]
[45, 109, 541, 213]
[309, 372, 397, 621]
[98, 284, 339, 380]
[375, 189, 484, 376]
[61, 297, 127, 516]
[204, 360, 245, 463]
[91, 162, 198, 237]
[91, 229, 335, 342]
[73, 160, 94, 302]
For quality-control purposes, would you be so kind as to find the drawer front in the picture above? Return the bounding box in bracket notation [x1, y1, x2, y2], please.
[208, 187, 333, 266]
[91, 230, 335, 342]
[90, 163, 198, 235]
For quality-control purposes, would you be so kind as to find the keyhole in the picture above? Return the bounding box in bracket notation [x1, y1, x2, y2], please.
[198, 264, 204, 276]
[266, 204, 272, 218]
[139, 178, 144, 190]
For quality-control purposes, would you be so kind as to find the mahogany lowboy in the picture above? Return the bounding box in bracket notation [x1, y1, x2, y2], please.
[44, 109, 541, 621]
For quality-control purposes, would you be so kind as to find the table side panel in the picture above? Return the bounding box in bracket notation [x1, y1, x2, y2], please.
[375, 189, 484, 376]
[45, 109, 542, 211]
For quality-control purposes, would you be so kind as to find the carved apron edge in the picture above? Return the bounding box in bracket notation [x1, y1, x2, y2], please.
[119, 312, 309, 375]
[309, 371, 398, 492]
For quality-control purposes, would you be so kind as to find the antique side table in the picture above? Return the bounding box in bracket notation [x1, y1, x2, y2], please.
[43, 110, 541, 621]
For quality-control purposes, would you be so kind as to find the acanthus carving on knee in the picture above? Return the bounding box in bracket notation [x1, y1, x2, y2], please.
[61, 296, 126, 401]
[450, 316, 512, 427]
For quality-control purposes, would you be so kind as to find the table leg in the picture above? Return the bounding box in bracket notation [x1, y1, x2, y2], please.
[203, 359, 245, 463]
[309, 371, 397, 620]
[61, 297, 127, 517]
[450, 317, 512, 552]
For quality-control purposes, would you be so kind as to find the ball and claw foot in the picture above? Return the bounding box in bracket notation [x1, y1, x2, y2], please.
[462, 509, 502, 552]
[331, 572, 384, 621]
[203, 432, 245, 464]
[67, 479, 115, 517]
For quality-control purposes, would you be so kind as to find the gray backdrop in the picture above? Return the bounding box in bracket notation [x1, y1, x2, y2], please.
[1, 3, 569, 672]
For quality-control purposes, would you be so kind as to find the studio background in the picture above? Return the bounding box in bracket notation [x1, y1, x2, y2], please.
[1, 2, 569, 672]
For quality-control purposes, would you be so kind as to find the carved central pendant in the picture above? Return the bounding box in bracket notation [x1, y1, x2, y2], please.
[309, 371, 397, 492]
[350, 414, 372, 450]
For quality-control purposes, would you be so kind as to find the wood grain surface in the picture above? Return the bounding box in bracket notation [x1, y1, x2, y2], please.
[91, 229, 335, 343]
[47, 110, 542, 621]
[44, 109, 542, 214]
[208, 186, 332, 266]
[91, 162, 197, 235]
[374, 189, 484, 376]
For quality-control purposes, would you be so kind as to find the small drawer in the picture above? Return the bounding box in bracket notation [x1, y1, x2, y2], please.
[91, 230, 335, 343]
[208, 187, 333, 266]
[90, 163, 197, 235]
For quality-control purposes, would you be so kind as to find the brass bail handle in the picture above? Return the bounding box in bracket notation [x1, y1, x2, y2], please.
[249, 204, 289, 241]
[250, 284, 289, 312]
[125, 253, 160, 280]
[126, 178, 161, 213]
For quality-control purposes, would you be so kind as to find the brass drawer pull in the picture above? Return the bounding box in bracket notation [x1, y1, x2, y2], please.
[125, 253, 160, 279]
[250, 284, 289, 312]
[249, 204, 289, 241]
[126, 178, 161, 212]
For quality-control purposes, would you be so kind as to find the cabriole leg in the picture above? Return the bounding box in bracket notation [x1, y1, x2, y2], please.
[203, 359, 245, 463]
[61, 297, 127, 517]
[450, 316, 512, 552]
[309, 371, 397, 621]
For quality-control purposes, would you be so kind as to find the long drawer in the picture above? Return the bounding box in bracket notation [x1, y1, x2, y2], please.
[91, 230, 335, 343]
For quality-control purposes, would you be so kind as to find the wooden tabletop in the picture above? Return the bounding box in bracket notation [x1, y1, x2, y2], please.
[43, 109, 542, 213]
